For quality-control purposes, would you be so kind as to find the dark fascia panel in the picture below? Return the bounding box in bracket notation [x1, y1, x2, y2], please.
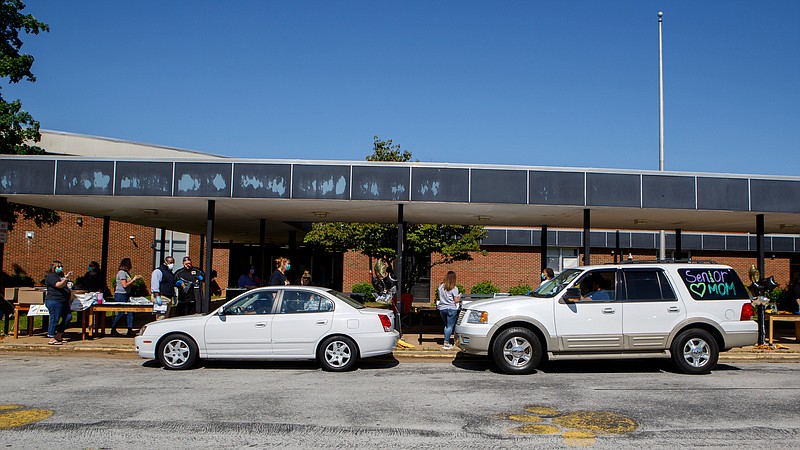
[702, 234, 726, 251]
[0, 159, 55, 195]
[772, 236, 794, 252]
[696, 177, 749, 211]
[750, 179, 800, 213]
[631, 232, 657, 249]
[507, 229, 533, 245]
[590, 231, 608, 247]
[586, 173, 641, 207]
[233, 163, 291, 199]
[351, 166, 410, 201]
[557, 230, 582, 247]
[56, 160, 115, 195]
[471, 168, 527, 204]
[411, 167, 469, 202]
[725, 235, 749, 251]
[292, 164, 351, 200]
[641, 175, 696, 209]
[116, 161, 173, 196]
[174, 162, 233, 197]
[529, 171, 585, 206]
[482, 229, 507, 245]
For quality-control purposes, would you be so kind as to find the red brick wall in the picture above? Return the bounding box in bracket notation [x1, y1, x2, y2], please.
[343, 251, 371, 291]
[2, 212, 231, 293]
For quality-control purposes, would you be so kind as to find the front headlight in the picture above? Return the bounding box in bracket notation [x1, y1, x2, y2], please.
[467, 310, 489, 324]
[138, 324, 147, 336]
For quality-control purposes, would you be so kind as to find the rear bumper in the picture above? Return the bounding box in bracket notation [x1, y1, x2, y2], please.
[360, 330, 400, 358]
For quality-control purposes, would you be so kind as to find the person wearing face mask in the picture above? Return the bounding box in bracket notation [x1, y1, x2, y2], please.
[111, 258, 143, 336]
[150, 256, 176, 320]
[540, 267, 555, 286]
[268, 257, 291, 286]
[237, 266, 261, 289]
[44, 260, 73, 345]
[79, 261, 103, 293]
[174, 256, 205, 316]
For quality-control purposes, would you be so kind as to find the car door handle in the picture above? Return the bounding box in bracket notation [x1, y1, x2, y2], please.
[316, 320, 328, 325]
[602, 307, 615, 314]
[255, 322, 267, 328]
[667, 306, 680, 313]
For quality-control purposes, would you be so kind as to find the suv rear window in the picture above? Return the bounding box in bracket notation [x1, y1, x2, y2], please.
[677, 268, 748, 300]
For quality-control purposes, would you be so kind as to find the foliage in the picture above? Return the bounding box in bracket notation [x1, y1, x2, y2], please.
[350, 282, 375, 296]
[2, 270, 34, 287]
[767, 287, 785, 302]
[365, 135, 412, 162]
[0, 0, 57, 232]
[470, 281, 500, 295]
[304, 136, 486, 292]
[508, 284, 532, 296]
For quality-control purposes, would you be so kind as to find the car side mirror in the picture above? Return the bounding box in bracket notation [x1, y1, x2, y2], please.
[217, 308, 226, 316]
[563, 288, 581, 302]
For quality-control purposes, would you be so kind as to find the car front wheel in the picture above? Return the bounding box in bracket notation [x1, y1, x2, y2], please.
[318, 336, 359, 372]
[492, 327, 542, 375]
[671, 328, 718, 375]
[157, 333, 199, 370]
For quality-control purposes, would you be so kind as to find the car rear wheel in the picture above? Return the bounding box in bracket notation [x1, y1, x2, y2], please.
[671, 328, 718, 375]
[318, 336, 359, 372]
[157, 333, 199, 370]
[492, 327, 542, 375]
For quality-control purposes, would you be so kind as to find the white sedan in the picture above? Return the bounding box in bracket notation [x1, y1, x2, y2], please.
[135, 286, 399, 371]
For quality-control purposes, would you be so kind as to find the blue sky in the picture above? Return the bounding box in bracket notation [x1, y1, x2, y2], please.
[8, 1, 800, 175]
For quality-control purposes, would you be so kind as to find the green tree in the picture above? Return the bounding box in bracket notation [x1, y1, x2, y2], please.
[304, 136, 486, 292]
[0, 0, 58, 231]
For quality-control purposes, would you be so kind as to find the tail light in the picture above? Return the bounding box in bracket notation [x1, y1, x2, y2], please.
[740, 303, 753, 321]
[378, 314, 393, 332]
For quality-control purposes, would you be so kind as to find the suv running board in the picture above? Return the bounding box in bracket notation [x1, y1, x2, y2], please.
[548, 350, 671, 360]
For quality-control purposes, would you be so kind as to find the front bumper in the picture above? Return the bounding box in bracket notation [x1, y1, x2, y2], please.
[134, 335, 157, 359]
[454, 324, 492, 356]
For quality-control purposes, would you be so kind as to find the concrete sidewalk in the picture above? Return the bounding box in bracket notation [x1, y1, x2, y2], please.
[1, 326, 798, 361]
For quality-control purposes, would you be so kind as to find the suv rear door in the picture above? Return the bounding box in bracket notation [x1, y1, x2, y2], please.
[620, 267, 685, 351]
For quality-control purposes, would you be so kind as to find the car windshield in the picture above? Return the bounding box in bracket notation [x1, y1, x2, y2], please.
[327, 289, 366, 309]
[530, 269, 583, 297]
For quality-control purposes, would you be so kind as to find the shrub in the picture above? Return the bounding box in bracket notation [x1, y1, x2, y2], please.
[470, 281, 500, 295]
[508, 284, 532, 296]
[351, 282, 375, 296]
[2, 272, 35, 287]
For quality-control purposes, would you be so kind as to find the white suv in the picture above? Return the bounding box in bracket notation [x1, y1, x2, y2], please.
[454, 262, 757, 375]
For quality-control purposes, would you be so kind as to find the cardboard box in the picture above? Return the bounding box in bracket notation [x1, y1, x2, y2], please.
[3, 287, 16, 302]
[16, 288, 45, 305]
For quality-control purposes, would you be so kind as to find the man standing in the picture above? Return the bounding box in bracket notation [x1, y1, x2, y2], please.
[174, 256, 205, 316]
[150, 256, 176, 320]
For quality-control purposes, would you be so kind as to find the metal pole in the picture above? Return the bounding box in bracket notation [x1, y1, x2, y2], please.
[756, 214, 765, 345]
[0, 197, 7, 334]
[395, 204, 404, 335]
[259, 219, 266, 284]
[159, 228, 167, 265]
[203, 200, 215, 314]
[583, 209, 591, 265]
[675, 228, 682, 260]
[657, 11, 667, 261]
[615, 230, 620, 264]
[540, 225, 548, 272]
[101, 216, 110, 294]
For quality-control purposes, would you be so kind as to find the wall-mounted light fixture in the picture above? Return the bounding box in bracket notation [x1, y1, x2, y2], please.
[76, 216, 83, 226]
[478, 215, 491, 222]
[313, 212, 328, 218]
[129, 235, 138, 248]
[25, 231, 34, 239]
[633, 219, 648, 225]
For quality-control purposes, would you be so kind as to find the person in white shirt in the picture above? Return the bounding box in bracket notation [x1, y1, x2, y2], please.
[437, 271, 461, 350]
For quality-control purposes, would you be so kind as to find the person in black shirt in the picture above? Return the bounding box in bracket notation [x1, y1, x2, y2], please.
[44, 260, 73, 345]
[269, 257, 291, 286]
[174, 256, 205, 315]
[79, 261, 103, 293]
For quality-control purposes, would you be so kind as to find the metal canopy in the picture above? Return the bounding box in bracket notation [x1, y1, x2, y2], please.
[1, 133, 799, 241]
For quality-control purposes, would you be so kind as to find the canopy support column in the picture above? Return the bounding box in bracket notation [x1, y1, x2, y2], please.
[203, 200, 215, 314]
[756, 214, 765, 346]
[540, 225, 548, 272]
[583, 209, 591, 265]
[395, 204, 404, 335]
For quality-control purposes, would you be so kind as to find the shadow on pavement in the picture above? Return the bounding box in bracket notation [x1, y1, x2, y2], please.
[140, 355, 400, 371]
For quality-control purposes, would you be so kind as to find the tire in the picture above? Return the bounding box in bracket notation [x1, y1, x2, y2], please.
[157, 333, 199, 370]
[318, 336, 359, 372]
[491, 327, 542, 375]
[671, 328, 718, 375]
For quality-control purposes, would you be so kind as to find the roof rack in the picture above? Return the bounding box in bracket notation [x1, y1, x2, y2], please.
[613, 259, 718, 265]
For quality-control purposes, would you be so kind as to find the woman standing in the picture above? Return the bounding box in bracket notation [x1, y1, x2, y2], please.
[110, 258, 142, 336]
[44, 261, 73, 345]
[437, 271, 461, 350]
[540, 268, 555, 286]
[268, 257, 291, 286]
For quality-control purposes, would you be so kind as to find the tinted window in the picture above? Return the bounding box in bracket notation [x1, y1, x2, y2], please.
[280, 290, 334, 314]
[677, 268, 748, 300]
[575, 270, 616, 301]
[622, 270, 676, 302]
[223, 290, 275, 315]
